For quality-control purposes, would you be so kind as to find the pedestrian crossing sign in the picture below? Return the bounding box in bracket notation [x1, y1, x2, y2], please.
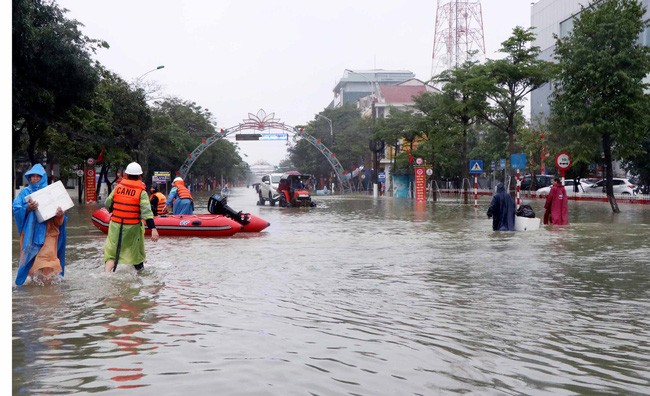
[469, 160, 483, 175]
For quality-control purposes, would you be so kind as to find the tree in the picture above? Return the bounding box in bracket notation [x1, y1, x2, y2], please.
[550, 0, 650, 212]
[13, 0, 106, 163]
[413, 59, 487, 198]
[149, 97, 245, 186]
[291, 106, 369, 185]
[373, 108, 422, 173]
[473, 27, 555, 177]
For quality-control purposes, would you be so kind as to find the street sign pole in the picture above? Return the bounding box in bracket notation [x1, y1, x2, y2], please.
[469, 160, 483, 209]
[474, 175, 478, 209]
[555, 151, 572, 183]
[516, 169, 521, 209]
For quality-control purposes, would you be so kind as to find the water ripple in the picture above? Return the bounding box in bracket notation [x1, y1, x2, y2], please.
[11, 191, 650, 395]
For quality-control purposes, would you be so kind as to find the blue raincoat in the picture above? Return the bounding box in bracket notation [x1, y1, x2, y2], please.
[12, 164, 67, 285]
[486, 183, 516, 231]
[166, 186, 194, 215]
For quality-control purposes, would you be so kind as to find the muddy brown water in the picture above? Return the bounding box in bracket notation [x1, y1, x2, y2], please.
[11, 188, 650, 395]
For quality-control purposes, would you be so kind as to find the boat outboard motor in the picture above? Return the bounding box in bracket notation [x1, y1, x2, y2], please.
[207, 193, 250, 225]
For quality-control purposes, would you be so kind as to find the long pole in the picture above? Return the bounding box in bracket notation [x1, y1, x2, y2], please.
[474, 175, 478, 209]
[515, 169, 521, 210]
[136, 65, 165, 84]
[315, 114, 334, 146]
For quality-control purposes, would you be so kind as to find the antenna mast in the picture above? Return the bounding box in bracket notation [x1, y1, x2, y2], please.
[431, 0, 486, 78]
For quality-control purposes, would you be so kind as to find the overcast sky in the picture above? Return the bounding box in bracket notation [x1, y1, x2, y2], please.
[50, 0, 531, 165]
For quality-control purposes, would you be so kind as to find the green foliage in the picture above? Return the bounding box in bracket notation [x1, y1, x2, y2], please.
[373, 108, 424, 175]
[290, 106, 369, 179]
[414, 59, 488, 180]
[13, 0, 106, 163]
[473, 26, 555, 157]
[149, 97, 245, 183]
[550, 0, 650, 206]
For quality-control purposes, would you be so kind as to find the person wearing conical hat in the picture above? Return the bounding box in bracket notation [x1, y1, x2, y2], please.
[103, 162, 159, 273]
[166, 176, 194, 214]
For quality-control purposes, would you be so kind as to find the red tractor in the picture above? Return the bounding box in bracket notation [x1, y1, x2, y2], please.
[277, 171, 316, 207]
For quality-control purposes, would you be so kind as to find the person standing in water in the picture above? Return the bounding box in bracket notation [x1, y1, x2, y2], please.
[544, 177, 569, 225]
[103, 162, 159, 272]
[12, 164, 68, 285]
[166, 177, 194, 214]
[486, 182, 516, 231]
[149, 184, 168, 216]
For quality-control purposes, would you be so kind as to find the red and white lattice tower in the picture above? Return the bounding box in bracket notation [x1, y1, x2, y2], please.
[431, 0, 486, 78]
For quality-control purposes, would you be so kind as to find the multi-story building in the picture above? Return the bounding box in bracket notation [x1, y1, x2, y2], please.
[331, 69, 416, 108]
[530, 0, 650, 121]
[530, 0, 650, 178]
[351, 77, 439, 195]
[356, 78, 440, 119]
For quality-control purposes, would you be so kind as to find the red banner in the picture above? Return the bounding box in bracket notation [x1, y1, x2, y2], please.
[414, 166, 426, 202]
[85, 167, 97, 204]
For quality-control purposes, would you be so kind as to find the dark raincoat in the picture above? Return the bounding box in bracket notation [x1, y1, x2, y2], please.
[486, 183, 516, 231]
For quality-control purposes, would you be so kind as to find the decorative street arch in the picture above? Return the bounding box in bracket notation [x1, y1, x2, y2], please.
[178, 109, 352, 192]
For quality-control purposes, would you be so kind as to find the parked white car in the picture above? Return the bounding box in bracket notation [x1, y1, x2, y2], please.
[585, 178, 636, 195]
[536, 179, 593, 197]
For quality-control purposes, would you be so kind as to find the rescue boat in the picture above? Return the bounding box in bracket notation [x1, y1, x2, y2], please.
[206, 193, 271, 232]
[91, 208, 243, 237]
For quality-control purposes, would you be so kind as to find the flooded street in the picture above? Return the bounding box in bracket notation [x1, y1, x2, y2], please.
[12, 188, 650, 395]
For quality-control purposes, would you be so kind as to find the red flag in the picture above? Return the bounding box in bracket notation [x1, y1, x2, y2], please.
[96, 146, 105, 163]
[406, 148, 414, 164]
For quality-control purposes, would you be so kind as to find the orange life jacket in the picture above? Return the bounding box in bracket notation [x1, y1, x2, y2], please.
[151, 192, 168, 215]
[174, 183, 193, 200]
[111, 179, 143, 225]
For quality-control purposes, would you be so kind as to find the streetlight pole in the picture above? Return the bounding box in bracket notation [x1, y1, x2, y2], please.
[345, 69, 380, 198]
[314, 114, 334, 146]
[136, 65, 165, 84]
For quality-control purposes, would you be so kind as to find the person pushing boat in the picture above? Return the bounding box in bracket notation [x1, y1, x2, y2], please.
[166, 177, 194, 214]
[103, 162, 159, 272]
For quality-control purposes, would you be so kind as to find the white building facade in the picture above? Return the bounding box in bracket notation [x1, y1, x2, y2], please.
[530, 0, 650, 120]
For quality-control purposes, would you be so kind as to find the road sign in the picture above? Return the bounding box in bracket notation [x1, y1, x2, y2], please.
[469, 160, 483, 175]
[555, 151, 571, 170]
[378, 172, 386, 182]
[510, 153, 527, 170]
[500, 158, 506, 170]
[490, 160, 495, 171]
[259, 133, 289, 141]
[415, 157, 423, 165]
[426, 168, 433, 176]
[414, 166, 426, 202]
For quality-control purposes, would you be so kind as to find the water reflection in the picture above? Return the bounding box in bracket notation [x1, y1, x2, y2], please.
[12, 189, 650, 395]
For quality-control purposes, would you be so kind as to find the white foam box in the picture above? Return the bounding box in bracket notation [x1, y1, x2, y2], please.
[515, 216, 541, 231]
[24, 180, 75, 222]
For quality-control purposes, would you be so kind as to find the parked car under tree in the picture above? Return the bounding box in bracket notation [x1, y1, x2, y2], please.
[586, 178, 636, 195]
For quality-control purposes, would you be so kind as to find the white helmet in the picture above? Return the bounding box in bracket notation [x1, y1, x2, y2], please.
[124, 162, 143, 175]
[173, 177, 183, 184]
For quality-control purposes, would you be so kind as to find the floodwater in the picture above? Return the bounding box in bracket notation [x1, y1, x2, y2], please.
[11, 188, 650, 395]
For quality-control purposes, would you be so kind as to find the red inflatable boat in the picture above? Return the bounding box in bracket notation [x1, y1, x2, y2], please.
[91, 208, 259, 237]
